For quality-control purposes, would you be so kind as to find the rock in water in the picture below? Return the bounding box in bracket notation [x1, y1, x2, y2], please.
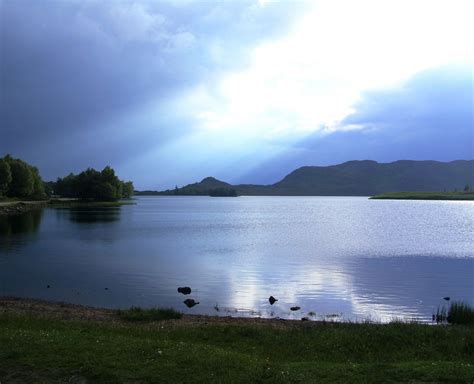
[269, 296, 278, 305]
[290, 306, 301, 311]
[183, 299, 199, 308]
[443, 296, 450, 301]
[178, 287, 192, 295]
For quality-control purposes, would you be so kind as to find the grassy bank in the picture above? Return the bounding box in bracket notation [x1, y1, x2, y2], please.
[0, 199, 135, 216]
[0, 201, 47, 216]
[1, 298, 473, 383]
[370, 191, 474, 200]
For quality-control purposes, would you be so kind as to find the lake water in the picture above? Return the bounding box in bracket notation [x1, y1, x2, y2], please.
[1, 196, 473, 322]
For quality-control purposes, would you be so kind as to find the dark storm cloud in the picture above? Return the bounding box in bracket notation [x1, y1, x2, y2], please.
[2, 2, 176, 136]
[0, 0, 309, 180]
[239, 64, 473, 184]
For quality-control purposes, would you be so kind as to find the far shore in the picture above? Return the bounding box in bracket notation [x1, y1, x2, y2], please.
[370, 191, 474, 200]
[2, 191, 473, 216]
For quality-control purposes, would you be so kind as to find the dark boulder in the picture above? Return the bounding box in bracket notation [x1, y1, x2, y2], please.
[290, 306, 301, 311]
[178, 287, 192, 295]
[183, 299, 199, 308]
[269, 296, 278, 305]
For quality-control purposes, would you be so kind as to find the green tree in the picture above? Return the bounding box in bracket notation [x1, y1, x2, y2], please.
[121, 181, 134, 198]
[43, 181, 55, 197]
[0, 159, 12, 196]
[7, 158, 34, 198]
[99, 166, 122, 200]
[30, 166, 46, 199]
[76, 168, 101, 199]
[55, 173, 77, 197]
[95, 182, 117, 201]
[54, 165, 133, 201]
[1, 155, 47, 199]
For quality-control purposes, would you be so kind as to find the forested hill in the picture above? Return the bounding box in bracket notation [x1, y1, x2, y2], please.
[265, 160, 474, 196]
[143, 160, 474, 196]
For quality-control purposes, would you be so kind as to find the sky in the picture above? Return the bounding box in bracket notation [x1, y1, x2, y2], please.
[1, 0, 473, 189]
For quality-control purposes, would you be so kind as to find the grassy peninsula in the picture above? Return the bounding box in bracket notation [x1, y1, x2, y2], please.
[1, 298, 473, 383]
[370, 191, 474, 200]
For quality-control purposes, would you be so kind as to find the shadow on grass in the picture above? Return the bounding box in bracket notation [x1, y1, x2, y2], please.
[117, 306, 182, 322]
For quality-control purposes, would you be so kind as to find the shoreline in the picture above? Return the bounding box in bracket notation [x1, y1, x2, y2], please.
[1, 296, 473, 382]
[0, 199, 135, 216]
[0, 296, 452, 327]
[0, 201, 47, 216]
[0, 296, 315, 329]
[370, 191, 474, 200]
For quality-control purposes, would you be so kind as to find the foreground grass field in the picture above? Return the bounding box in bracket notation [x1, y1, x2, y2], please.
[0, 299, 473, 383]
[370, 191, 474, 200]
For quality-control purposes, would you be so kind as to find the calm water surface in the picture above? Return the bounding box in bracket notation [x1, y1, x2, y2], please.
[1, 196, 473, 322]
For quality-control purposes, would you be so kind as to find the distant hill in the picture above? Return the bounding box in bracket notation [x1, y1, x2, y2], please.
[136, 177, 238, 196]
[263, 160, 474, 196]
[137, 160, 474, 196]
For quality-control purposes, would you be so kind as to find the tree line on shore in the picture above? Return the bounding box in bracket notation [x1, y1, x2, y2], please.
[0, 155, 46, 199]
[54, 167, 133, 201]
[0, 154, 133, 201]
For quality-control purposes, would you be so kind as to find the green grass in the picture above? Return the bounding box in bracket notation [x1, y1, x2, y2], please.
[434, 302, 474, 326]
[0, 196, 48, 202]
[117, 306, 182, 322]
[0, 196, 19, 202]
[0, 314, 473, 383]
[370, 191, 474, 200]
[448, 302, 474, 325]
